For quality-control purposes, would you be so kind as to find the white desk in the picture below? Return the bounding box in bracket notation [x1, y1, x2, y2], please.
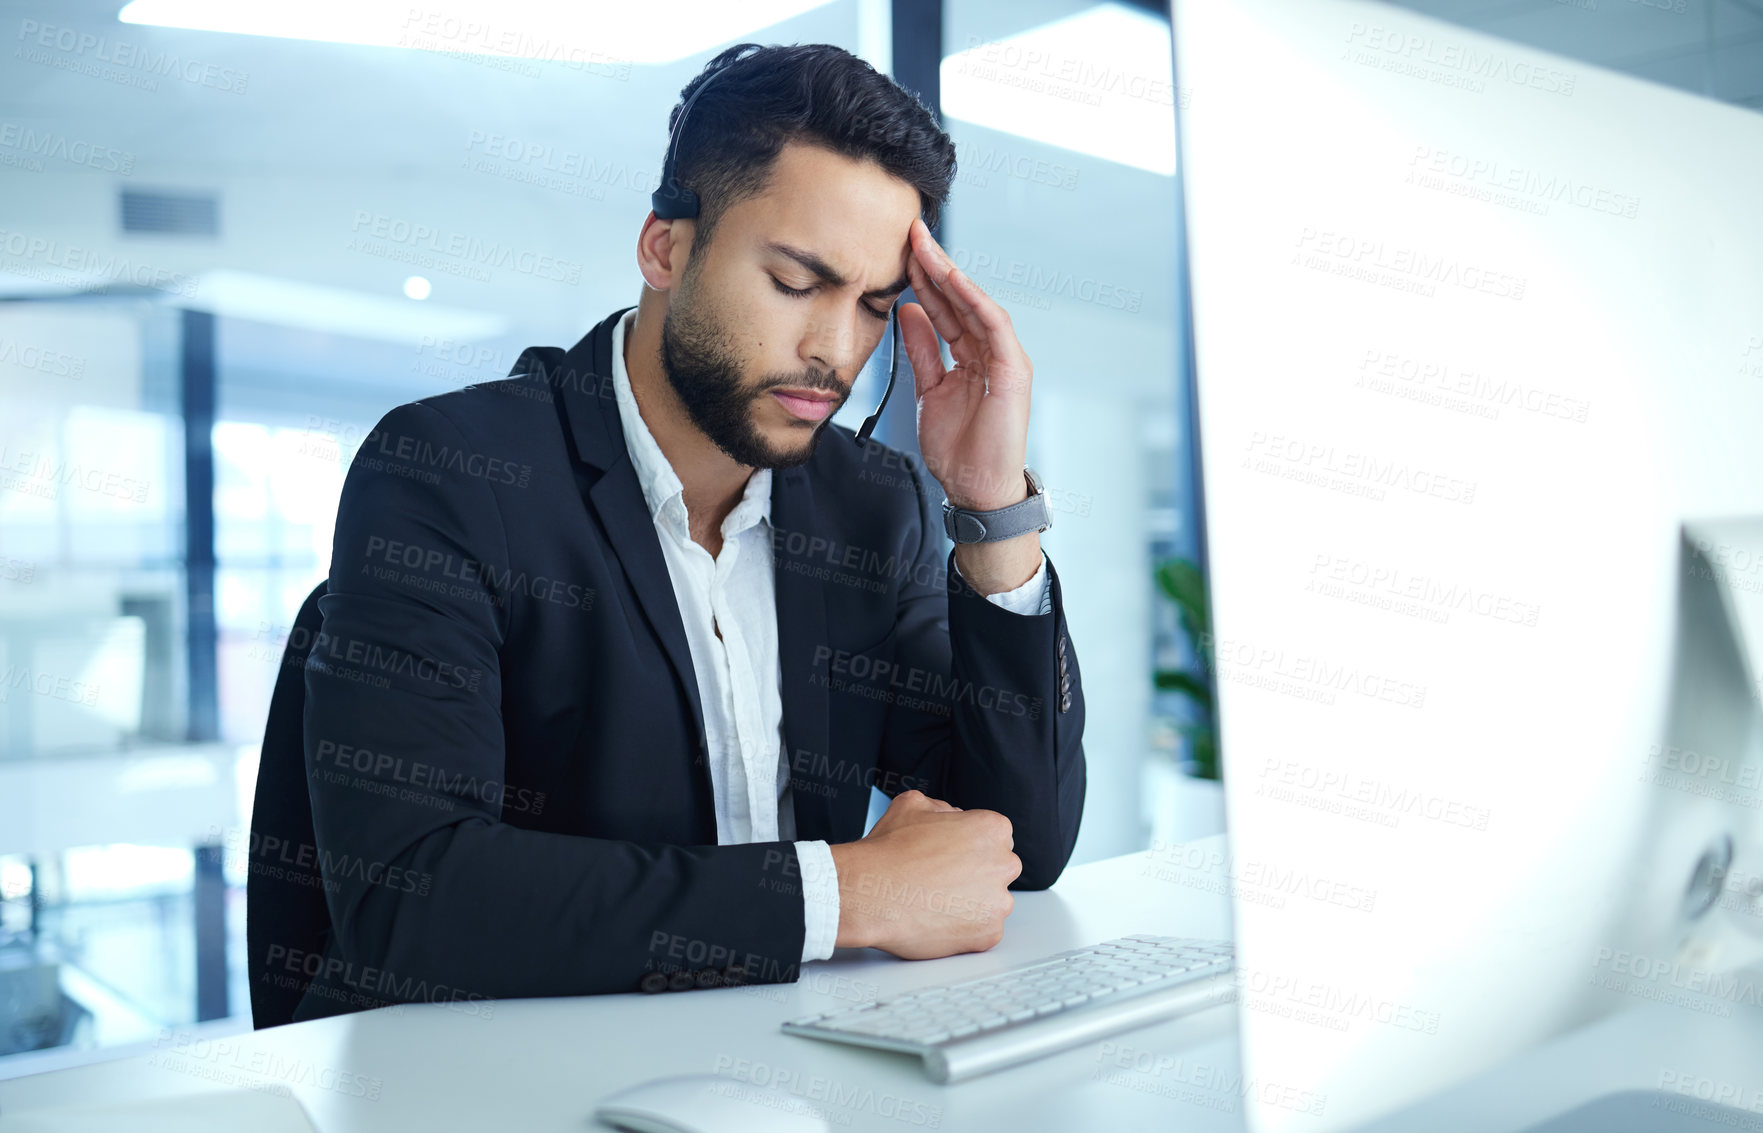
[1, 835, 1759, 1132]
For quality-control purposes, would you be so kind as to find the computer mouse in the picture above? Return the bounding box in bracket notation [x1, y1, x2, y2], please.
[592, 1073, 832, 1133]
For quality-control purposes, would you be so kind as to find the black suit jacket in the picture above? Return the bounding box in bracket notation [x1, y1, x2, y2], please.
[290, 305, 1086, 1021]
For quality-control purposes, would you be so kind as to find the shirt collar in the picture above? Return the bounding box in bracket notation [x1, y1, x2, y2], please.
[610, 306, 772, 536]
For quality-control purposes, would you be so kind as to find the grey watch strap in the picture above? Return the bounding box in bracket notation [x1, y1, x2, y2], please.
[942, 469, 1053, 544]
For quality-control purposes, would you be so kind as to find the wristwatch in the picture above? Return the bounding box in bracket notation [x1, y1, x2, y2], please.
[942, 467, 1053, 544]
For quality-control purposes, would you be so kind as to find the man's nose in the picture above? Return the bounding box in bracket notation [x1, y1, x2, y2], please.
[804, 309, 865, 375]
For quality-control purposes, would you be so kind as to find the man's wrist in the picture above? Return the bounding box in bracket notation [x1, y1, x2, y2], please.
[952, 534, 1043, 597]
[944, 472, 1029, 515]
[829, 841, 877, 951]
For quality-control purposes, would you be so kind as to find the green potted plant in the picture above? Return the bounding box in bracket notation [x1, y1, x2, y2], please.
[1152, 557, 1218, 781]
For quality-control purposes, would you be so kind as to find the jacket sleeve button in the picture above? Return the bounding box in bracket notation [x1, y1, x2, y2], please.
[639, 971, 669, 993]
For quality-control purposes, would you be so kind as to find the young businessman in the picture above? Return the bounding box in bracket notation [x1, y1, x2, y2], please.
[289, 42, 1085, 1020]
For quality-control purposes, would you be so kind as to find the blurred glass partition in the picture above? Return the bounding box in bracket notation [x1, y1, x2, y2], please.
[0, 297, 211, 1060]
[0, 300, 183, 759]
[939, 0, 1216, 862]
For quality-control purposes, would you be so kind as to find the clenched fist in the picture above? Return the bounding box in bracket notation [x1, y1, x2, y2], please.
[828, 789, 1022, 958]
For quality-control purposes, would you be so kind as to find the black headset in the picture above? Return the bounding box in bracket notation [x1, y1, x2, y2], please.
[650, 47, 904, 446]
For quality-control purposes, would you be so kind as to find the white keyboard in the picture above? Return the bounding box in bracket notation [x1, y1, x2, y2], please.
[781, 934, 1235, 1083]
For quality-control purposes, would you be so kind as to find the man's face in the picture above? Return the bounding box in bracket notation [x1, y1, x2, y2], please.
[659, 141, 922, 469]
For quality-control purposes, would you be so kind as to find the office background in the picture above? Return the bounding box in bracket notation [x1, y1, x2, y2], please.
[2, 0, 1760, 1069]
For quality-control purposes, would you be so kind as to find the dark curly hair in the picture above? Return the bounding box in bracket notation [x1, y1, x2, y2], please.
[659, 43, 958, 255]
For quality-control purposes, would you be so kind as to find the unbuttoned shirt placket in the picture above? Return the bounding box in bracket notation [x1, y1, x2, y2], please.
[658, 487, 783, 846]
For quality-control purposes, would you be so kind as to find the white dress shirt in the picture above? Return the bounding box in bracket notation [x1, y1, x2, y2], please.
[608, 307, 1049, 963]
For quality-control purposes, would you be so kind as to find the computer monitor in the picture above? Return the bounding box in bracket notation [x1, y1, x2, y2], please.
[1167, 0, 1763, 1127]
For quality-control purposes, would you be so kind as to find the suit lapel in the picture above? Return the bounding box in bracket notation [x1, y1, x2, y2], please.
[543, 306, 708, 771]
[587, 464, 707, 757]
[532, 307, 841, 842]
[772, 467, 834, 843]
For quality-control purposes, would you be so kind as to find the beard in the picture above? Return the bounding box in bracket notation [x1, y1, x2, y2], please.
[659, 271, 851, 470]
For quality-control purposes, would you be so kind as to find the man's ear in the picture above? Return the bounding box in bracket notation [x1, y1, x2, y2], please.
[635, 212, 696, 291]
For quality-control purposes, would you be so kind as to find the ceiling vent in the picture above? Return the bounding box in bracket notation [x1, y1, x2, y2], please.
[120, 189, 218, 236]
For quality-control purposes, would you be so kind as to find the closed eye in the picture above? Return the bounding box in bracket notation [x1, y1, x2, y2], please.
[770, 276, 891, 322]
